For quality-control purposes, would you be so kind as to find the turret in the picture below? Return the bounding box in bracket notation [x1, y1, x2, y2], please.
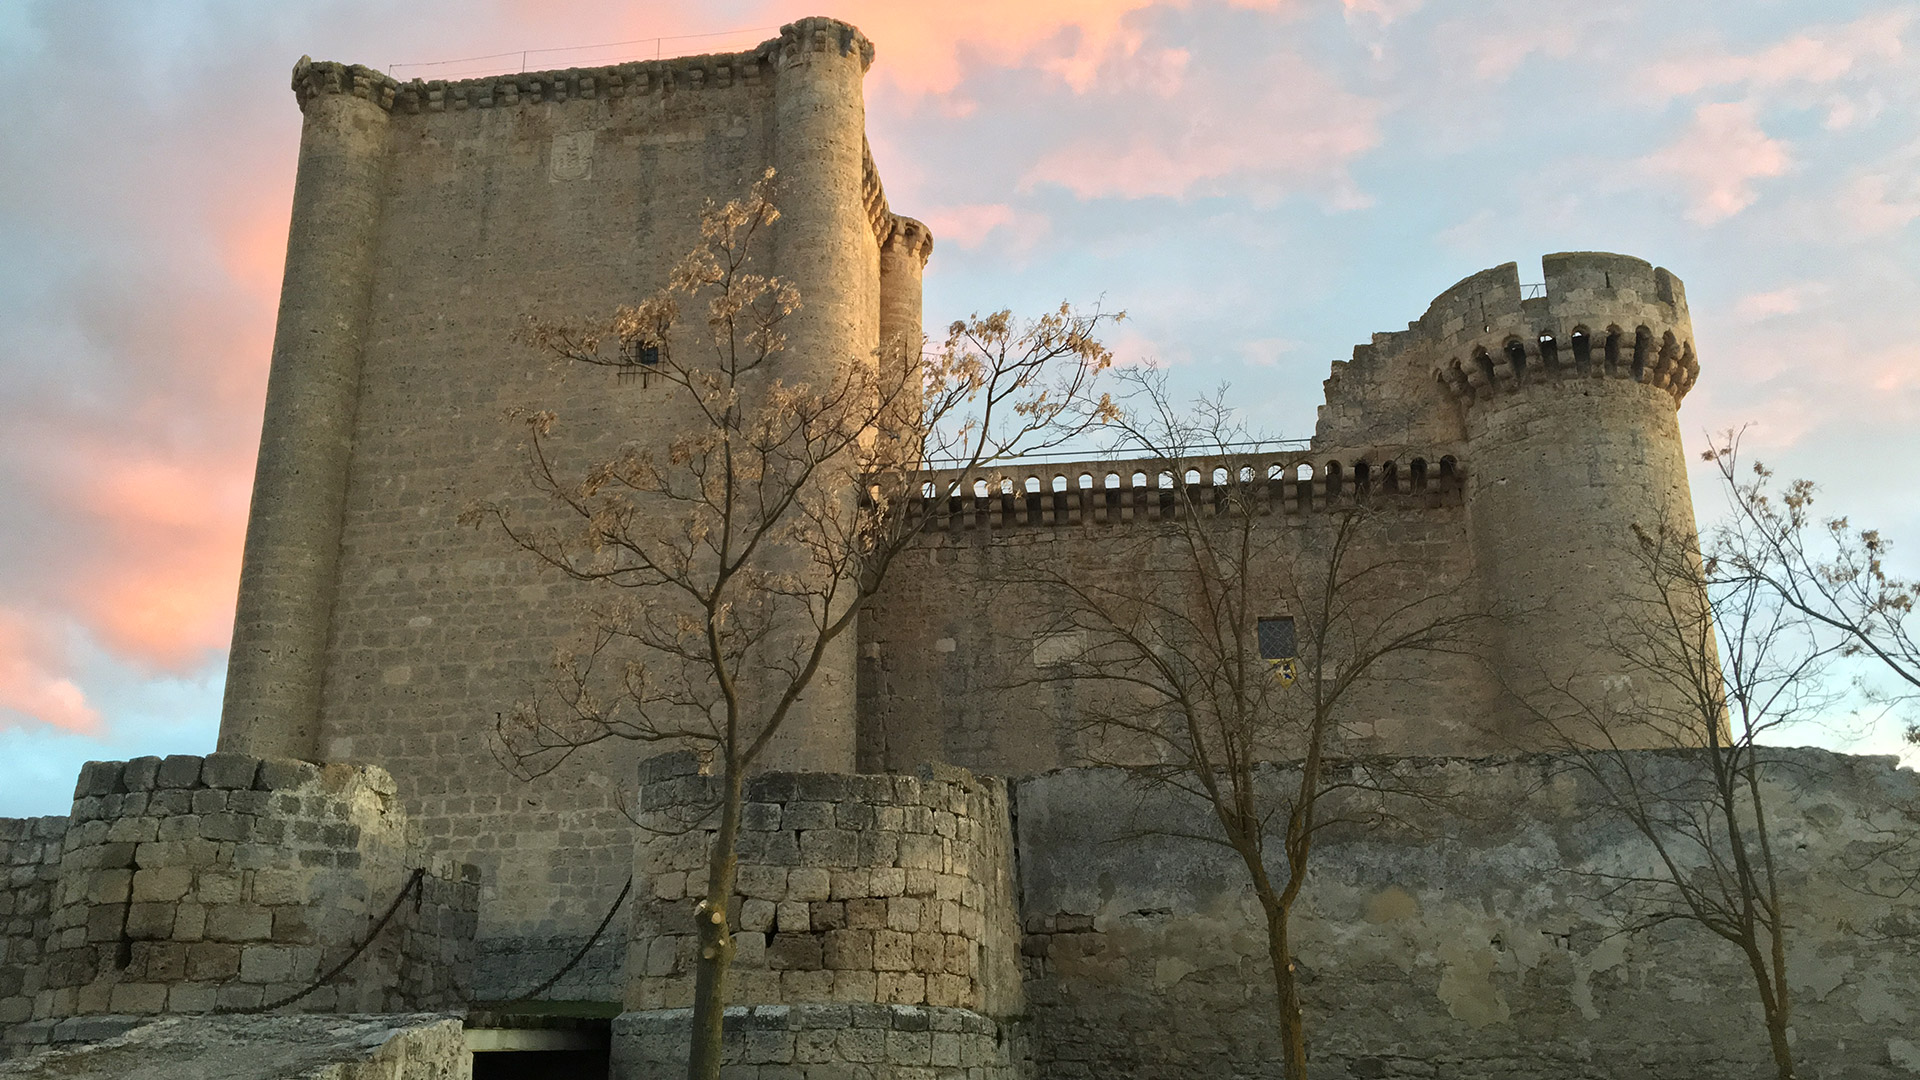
[218, 60, 395, 759]
[1430, 253, 1703, 744]
[759, 17, 883, 772]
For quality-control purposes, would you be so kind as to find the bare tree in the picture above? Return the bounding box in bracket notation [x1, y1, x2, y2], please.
[1010, 370, 1483, 1080]
[1701, 431, 1920, 734]
[462, 171, 1118, 1080]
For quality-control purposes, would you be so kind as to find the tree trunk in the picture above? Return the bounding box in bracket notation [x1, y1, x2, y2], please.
[1261, 897, 1307, 1080]
[687, 767, 745, 1080]
[1764, 1006, 1796, 1080]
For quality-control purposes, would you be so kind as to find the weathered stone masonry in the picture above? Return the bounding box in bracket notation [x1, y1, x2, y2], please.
[5, 15, 1919, 1080]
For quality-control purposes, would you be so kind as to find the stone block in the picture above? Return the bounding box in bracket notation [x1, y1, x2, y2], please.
[776, 900, 812, 935]
[799, 829, 858, 867]
[872, 930, 912, 972]
[205, 904, 273, 942]
[784, 802, 835, 831]
[836, 1027, 886, 1063]
[156, 755, 204, 789]
[845, 898, 886, 930]
[200, 753, 260, 790]
[742, 802, 783, 831]
[194, 871, 242, 904]
[167, 982, 216, 1013]
[254, 759, 321, 791]
[810, 901, 846, 932]
[884, 1028, 931, 1065]
[788, 867, 831, 902]
[74, 761, 125, 798]
[125, 901, 177, 939]
[250, 868, 310, 906]
[768, 933, 823, 971]
[737, 865, 788, 901]
[173, 901, 207, 942]
[240, 944, 293, 984]
[824, 929, 872, 970]
[829, 969, 876, 1003]
[107, 981, 168, 1014]
[190, 789, 230, 815]
[741, 898, 776, 932]
[829, 870, 871, 900]
[651, 870, 687, 901]
[131, 866, 194, 903]
[885, 898, 922, 933]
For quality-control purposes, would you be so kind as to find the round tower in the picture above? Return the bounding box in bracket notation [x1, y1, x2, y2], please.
[1430, 253, 1704, 746]
[759, 17, 881, 772]
[219, 60, 395, 759]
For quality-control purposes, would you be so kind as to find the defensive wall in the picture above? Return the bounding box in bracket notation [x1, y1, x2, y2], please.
[0, 755, 476, 1060]
[1013, 749, 1920, 1079]
[859, 251, 1704, 774]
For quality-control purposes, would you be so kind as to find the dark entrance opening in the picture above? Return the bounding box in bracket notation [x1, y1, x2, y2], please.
[473, 1047, 609, 1080]
[468, 1003, 616, 1080]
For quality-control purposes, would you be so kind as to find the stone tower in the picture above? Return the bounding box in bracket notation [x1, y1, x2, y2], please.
[214, 17, 932, 993]
[1314, 251, 1702, 740]
[1433, 253, 1701, 735]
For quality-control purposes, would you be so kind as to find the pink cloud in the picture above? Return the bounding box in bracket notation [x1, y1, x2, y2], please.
[1644, 10, 1913, 100]
[823, 0, 1293, 94]
[920, 203, 1053, 252]
[1840, 172, 1920, 235]
[0, 611, 100, 734]
[1022, 50, 1379, 203]
[1733, 283, 1826, 322]
[1639, 102, 1790, 224]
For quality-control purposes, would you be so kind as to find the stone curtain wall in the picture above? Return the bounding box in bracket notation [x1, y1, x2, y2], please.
[859, 494, 1496, 775]
[30, 755, 475, 1023]
[628, 753, 1022, 1017]
[1014, 751, 1920, 1080]
[0, 817, 67, 1042]
[613, 1004, 1025, 1080]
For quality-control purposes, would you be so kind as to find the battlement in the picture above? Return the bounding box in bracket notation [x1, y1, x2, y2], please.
[883, 214, 936, 266]
[904, 449, 1462, 535]
[1317, 252, 1698, 447]
[293, 18, 871, 118]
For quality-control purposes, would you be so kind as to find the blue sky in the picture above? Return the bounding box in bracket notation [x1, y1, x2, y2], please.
[1, 0, 1915, 815]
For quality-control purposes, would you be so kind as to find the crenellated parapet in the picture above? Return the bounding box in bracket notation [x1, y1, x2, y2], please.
[777, 14, 876, 71]
[883, 214, 936, 266]
[904, 448, 1462, 535]
[290, 58, 397, 112]
[1419, 254, 1700, 411]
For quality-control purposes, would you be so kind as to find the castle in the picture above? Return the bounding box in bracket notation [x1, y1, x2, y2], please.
[2, 17, 1916, 1080]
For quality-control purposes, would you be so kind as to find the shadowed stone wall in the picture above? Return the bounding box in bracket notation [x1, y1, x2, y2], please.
[1013, 750, 1920, 1080]
[18, 755, 474, 1034]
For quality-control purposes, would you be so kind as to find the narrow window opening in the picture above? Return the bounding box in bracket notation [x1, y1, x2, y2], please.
[1504, 339, 1528, 376]
[1410, 458, 1428, 492]
[1474, 347, 1497, 386]
[1632, 326, 1652, 380]
[1325, 461, 1344, 497]
[1570, 328, 1592, 370]
[1604, 327, 1622, 371]
[1537, 334, 1559, 368]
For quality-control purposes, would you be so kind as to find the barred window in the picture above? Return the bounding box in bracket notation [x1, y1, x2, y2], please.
[1256, 616, 1297, 661]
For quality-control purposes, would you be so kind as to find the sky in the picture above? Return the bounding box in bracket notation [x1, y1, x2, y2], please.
[0, 0, 1915, 815]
